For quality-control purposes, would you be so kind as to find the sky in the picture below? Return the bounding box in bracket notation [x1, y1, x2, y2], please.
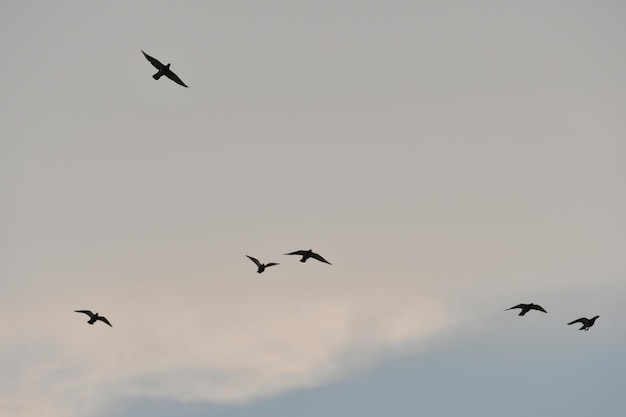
[1, 1, 625, 416]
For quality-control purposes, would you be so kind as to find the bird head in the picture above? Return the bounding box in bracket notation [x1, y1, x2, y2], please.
[593, 315, 600, 320]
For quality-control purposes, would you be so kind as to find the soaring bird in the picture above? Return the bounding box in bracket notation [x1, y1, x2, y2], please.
[141, 50, 188, 87]
[567, 315, 599, 331]
[75, 310, 112, 327]
[505, 303, 547, 316]
[284, 249, 331, 265]
[246, 255, 279, 273]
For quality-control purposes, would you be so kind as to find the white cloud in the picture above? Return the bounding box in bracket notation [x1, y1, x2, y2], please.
[0, 272, 446, 417]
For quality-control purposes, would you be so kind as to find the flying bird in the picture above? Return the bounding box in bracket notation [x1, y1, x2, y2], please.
[75, 310, 112, 327]
[284, 249, 331, 265]
[505, 303, 547, 316]
[141, 50, 188, 87]
[246, 255, 279, 273]
[567, 315, 599, 331]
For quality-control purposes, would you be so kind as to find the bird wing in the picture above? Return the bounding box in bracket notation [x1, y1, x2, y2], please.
[98, 316, 113, 327]
[246, 255, 261, 267]
[75, 310, 94, 317]
[142, 50, 165, 69]
[505, 304, 526, 311]
[568, 318, 584, 325]
[165, 70, 188, 87]
[310, 252, 331, 264]
[532, 305, 547, 313]
[285, 250, 307, 256]
[265, 263, 279, 268]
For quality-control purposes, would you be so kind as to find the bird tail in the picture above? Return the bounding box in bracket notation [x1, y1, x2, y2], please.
[567, 320, 577, 325]
[153, 73, 162, 80]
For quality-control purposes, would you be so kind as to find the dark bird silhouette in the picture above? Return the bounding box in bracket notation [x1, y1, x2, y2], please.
[246, 255, 279, 273]
[284, 249, 331, 265]
[141, 50, 188, 87]
[75, 310, 112, 327]
[505, 303, 547, 316]
[568, 315, 599, 331]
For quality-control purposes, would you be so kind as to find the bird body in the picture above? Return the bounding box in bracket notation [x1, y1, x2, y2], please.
[568, 315, 599, 331]
[75, 310, 112, 327]
[284, 249, 331, 264]
[142, 50, 188, 87]
[246, 255, 279, 273]
[153, 63, 170, 80]
[506, 303, 547, 316]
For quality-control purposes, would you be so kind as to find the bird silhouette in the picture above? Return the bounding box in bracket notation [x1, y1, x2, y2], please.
[246, 255, 279, 273]
[567, 315, 599, 331]
[75, 310, 112, 327]
[505, 303, 547, 316]
[284, 249, 331, 264]
[141, 50, 188, 87]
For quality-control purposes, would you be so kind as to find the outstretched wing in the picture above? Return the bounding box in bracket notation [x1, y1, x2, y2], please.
[246, 255, 261, 267]
[265, 262, 279, 268]
[531, 304, 547, 313]
[142, 50, 165, 70]
[568, 318, 584, 325]
[285, 250, 307, 256]
[505, 304, 525, 311]
[165, 70, 188, 87]
[75, 310, 94, 317]
[97, 316, 113, 327]
[310, 252, 331, 265]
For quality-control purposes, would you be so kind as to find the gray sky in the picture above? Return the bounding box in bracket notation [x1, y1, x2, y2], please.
[1, 1, 625, 416]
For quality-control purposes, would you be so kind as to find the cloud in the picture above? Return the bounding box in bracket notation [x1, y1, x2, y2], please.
[0, 272, 446, 417]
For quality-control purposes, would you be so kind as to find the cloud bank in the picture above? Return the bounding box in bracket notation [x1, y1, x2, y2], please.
[0, 272, 446, 417]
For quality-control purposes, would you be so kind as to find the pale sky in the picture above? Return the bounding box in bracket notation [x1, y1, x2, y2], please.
[1, 1, 625, 416]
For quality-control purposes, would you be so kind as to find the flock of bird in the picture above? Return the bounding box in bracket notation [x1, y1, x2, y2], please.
[74, 51, 600, 335]
[75, 247, 331, 327]
[245, 249, 330, 273]
[505, 303, 600, 331]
